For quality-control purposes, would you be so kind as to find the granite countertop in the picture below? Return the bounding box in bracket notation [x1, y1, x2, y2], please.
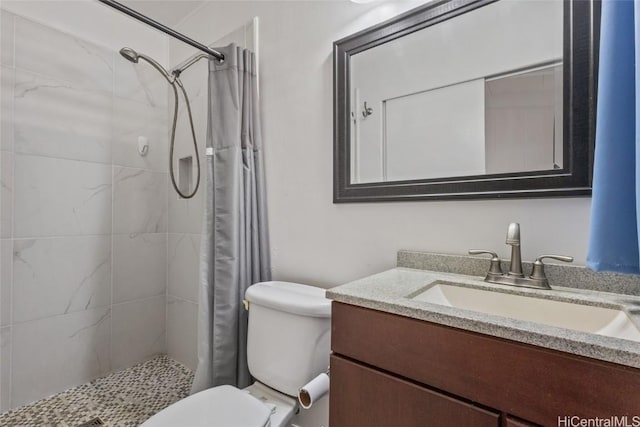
[326, 267, 640, 369]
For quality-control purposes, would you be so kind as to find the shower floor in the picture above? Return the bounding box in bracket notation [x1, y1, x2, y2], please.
[0, 355, 193, 427]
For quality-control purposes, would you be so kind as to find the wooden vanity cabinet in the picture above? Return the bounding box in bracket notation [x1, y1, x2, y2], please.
[329, 302, 640, 427]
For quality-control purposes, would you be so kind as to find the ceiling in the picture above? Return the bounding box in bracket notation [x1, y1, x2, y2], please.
[117, 0, 356, 27]
[119, 1, 206, 27]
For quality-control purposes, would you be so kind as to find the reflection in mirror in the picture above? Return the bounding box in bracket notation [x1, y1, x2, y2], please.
[349, 0, 563, 184]
[485, 63, 563, 175]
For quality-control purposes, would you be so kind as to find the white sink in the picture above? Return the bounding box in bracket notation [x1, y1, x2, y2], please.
[412, 283, 640, 342]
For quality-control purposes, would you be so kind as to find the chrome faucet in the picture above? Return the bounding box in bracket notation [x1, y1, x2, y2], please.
[470, 222, 573, 290]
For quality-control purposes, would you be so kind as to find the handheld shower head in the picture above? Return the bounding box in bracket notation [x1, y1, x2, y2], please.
[119, 46, 174, 84]
[119, 47, 139, 63]
[117, 46, 201, 199]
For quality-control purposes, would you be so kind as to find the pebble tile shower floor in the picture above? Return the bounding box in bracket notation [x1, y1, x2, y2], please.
[0, 356, 194, 427]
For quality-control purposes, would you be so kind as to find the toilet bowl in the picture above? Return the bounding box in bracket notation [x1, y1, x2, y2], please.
[142, 281, 331, 427]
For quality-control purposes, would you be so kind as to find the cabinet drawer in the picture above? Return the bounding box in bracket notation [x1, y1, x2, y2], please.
[331, 302, 640, 425]
[330, 355, 500, 427]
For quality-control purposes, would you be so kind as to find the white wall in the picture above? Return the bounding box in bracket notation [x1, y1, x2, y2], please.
[0, 0, 169, 66]
[174, 0, 590, 293]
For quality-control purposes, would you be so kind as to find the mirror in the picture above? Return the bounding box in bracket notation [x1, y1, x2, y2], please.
[333, 0, 599, 202]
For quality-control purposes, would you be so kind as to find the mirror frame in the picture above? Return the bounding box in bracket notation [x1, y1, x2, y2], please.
[333, 0, 600, 202]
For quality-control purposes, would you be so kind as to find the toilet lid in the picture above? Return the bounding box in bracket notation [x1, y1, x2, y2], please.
[141, 385, 272, 427]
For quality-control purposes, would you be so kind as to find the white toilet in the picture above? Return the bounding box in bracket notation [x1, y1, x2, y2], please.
[142, 281, 332, 427]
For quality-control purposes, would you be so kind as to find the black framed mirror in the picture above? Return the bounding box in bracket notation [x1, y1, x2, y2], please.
[333, 0, 600, 202]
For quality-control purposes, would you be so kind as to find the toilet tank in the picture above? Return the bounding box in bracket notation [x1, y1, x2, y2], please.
[245, 281, 331, 397]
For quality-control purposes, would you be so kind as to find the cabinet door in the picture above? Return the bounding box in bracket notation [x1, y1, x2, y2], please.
[329, 355, 500, 427]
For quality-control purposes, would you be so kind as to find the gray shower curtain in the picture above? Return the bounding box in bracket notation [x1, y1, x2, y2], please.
[191, 44, 271, 393]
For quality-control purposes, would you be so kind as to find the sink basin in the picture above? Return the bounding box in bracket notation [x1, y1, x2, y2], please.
[412, 282, 640, 342]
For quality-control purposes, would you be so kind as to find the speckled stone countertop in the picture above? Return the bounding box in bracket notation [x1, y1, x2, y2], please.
[326, 259, 640, 369]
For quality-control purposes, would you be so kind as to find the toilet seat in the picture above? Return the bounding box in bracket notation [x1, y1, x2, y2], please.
[141, 385, 272, 427]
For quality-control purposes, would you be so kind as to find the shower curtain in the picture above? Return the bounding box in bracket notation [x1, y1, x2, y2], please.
[587, 0, 639, 274]
[191, 44, 271, 393]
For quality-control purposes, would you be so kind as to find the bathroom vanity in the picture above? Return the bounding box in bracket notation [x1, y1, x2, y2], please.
[327, 252, 640, 426]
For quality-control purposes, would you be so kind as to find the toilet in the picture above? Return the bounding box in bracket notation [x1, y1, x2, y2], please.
[142, 281, 332, 427]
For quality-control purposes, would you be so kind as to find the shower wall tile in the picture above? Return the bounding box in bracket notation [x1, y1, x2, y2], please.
[169, 183, 204, 234]
[0, 9, 14, 67]
[0, 326, 10, 412]
[113, 233, 167, 304]
[111, 296, 166, 371]
[2, 7, 174, 411]
[13, 155, 112, 238]
[113, 97, 168, 172]
[169, 93, 206, 234]
[1, 151, 13, 239]
[14, 70, 113, 164]
[11, 306, 111, 408]
[168, 233, 200, 303]
[114, 59, 169, 108]
[113, 167, 167, 234]
[166, 63, 206, 377]
[167, 297, 198, 371]
[1, 65, 14, 152]
[14, 17, 113, 92]
[12, 236, 111, 323]
[1, 239, 11, 327]
[174, 93, 207, 163]
[175, 59, 208, 101]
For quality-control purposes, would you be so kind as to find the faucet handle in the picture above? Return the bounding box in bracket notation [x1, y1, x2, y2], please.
[530, 255, 574, 287]
[469, 249, 499, 257]
[534, 255, 574, 264]
[469, 250, 503, 278]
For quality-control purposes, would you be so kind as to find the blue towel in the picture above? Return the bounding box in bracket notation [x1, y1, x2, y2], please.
[587, 0, 639, 274]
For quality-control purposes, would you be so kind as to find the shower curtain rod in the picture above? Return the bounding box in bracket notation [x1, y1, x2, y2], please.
[97, 0, 225, 62]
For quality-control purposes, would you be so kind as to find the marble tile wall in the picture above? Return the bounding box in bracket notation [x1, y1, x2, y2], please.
[165, 58, 207, 372]
[0, 9, 170, 411]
